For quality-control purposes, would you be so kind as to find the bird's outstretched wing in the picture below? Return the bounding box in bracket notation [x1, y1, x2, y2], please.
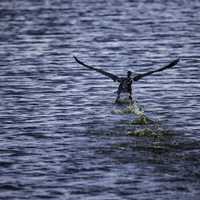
[133, 58, 180, 82]
[74, 56, 120, 82]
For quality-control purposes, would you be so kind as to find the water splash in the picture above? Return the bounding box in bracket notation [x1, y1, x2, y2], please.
[112, 100, 144, 116]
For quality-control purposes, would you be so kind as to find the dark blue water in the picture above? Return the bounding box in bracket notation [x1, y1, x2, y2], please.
[0, 0, 200, 199]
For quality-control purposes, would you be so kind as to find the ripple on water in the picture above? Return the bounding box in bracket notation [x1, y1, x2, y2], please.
[0, 0, 200, 199]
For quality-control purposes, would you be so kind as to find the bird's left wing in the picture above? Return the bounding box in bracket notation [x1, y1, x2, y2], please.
[74, 56, 120, 82]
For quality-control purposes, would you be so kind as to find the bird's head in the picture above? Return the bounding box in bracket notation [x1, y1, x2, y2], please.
[127, 71, 132, 78]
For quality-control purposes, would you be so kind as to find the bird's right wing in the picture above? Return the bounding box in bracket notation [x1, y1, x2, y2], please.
[74, 56, 120, 82]
[133, 58, 180, 81]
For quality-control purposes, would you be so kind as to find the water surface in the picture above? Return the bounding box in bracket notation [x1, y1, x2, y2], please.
[0, 0, 200, 199]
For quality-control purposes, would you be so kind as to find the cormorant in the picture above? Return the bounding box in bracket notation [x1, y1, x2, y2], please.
[74, 56, 179, 104]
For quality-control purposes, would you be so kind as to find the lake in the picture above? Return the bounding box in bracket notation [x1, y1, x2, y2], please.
[0, 0, 200, 199]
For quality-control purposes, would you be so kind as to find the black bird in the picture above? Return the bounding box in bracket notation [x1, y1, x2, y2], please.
[74, 56, 180, 103]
